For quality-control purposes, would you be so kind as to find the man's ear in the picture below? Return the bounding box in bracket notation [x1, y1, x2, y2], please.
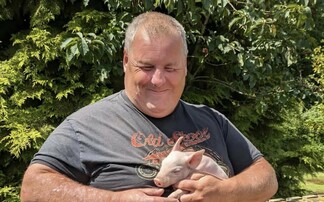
[185, 58, 188, 76]
[123, 49, 128, 72]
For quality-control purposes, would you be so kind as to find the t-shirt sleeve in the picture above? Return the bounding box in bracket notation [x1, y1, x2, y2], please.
[31, 119, 89, 184]
[222, 116, 263, 174]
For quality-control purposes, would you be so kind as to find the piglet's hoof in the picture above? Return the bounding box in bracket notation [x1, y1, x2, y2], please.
[168, 188, 188, 199]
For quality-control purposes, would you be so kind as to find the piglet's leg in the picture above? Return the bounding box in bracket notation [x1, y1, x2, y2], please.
[167, 189, 189, 199]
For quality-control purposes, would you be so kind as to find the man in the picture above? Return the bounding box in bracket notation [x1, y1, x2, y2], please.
[20, 11, 278, 202]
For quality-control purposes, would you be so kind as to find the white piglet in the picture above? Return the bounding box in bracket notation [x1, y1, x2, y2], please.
[154, 136, 228, 199]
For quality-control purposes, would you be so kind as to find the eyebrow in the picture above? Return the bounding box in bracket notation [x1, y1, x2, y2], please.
[136, 60, 153, 66]
[134, 59, 178, 67]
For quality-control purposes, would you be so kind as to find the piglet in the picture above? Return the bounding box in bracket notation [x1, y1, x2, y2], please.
[154, 136, 228, 199]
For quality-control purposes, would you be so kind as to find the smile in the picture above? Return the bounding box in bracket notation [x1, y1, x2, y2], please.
[149, 89, 169, 93]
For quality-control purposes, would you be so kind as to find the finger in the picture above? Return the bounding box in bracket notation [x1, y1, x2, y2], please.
[139, 188, 179, 202]
[188, 173, 206, 180]
[173, 173, 206, 191]
[179, 192, 195, 202]
[164, 197, 179, 202]
[174, 179, 197, 192]
[141, 188, 165, 196]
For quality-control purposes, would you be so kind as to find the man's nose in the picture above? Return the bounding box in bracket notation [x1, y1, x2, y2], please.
[151, 69, 166, 87]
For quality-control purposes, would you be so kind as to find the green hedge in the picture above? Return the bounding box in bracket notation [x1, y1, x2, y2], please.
[0, 0, 323, 200]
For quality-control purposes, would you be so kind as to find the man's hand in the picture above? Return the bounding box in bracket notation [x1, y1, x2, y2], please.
[20, 163, 178, 202]
[113, 188, 178, 202]
[174, 157, 278, 202]
[174, 173, 226, 202]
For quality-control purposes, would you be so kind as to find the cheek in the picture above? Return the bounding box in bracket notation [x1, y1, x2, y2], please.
[167, 171, 188, 184]
[130, 71, 151, 86]
[169, 77, 185, 92]
[169, 71, 186, 86]
[175, 169, 190, 180]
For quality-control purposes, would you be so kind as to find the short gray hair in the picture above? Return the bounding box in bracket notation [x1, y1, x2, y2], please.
[124, 11, 188, 55]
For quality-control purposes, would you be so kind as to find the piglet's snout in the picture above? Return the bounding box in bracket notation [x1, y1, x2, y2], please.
[154, 178, 165, 187]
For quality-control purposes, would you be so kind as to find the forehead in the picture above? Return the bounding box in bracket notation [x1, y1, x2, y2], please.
[129, 29, 186, 60]
[134, 27, 182, 46]
[163, 151, 185, 164]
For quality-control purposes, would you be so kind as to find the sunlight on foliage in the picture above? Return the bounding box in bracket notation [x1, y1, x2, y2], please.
[0, 0, 323, 200]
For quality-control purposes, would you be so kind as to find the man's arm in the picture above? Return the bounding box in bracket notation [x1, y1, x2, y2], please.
[20, 163, 178, 202]
[175, 157, 278, 202]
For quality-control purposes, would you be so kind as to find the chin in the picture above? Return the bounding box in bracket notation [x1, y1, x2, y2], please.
[149, 110, 173, 118]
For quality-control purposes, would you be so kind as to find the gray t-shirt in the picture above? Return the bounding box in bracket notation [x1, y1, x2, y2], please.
[31, 90, 262, 193]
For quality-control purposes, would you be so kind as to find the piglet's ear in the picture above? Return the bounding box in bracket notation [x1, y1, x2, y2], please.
[187, 149, 205, 169]
[172, 136, 184, 152]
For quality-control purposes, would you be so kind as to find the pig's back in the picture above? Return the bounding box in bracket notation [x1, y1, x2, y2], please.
[196, 155, 229, 179]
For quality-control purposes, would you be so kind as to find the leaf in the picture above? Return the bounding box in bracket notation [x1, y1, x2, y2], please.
[1, 126, 43, 158]
[249, 75, 256, 88]
[76, 32, 83, 39]
[202, 0, 214, 12]
[164, 0, 176, 12]
[83, 0, 89, 7]
[154, 0, 161, 7]
[80, 37, 89, 56]
[92, 40, 105, 46]
[67, 44, 79, 62]
[237, 53, 244, 67]
[60, 38, 74, 49]
[243, 73, 249, 81]
[217, 0, 228, 8]
[228, 17, 242, 30]
[144, 0, 154, 9]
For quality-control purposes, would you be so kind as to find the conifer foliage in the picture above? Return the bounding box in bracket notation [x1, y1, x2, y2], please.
[0, 0, 323, 200]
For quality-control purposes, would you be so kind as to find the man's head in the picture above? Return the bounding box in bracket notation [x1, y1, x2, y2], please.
[124, 12, 188, 56]
[123, 12, 188, 118]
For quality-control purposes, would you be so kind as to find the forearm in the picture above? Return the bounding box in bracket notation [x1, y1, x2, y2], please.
[224, 157, 278, 201]
[20, 163, 114, 202]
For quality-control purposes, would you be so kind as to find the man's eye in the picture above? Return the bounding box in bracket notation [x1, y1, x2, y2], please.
[165, 67, 176, 72]
[140, 66, 154, 71]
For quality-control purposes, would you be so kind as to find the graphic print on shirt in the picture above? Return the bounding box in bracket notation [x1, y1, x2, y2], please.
[131, 128, 230, 180]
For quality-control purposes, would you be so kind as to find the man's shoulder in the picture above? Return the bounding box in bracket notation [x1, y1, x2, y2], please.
[68, 90, 127, 117]
[180, 100, 222, 115]
[85, 90, 123, 107]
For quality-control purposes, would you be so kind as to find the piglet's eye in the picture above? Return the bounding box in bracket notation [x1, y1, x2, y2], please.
[172, 167, 181, 174]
